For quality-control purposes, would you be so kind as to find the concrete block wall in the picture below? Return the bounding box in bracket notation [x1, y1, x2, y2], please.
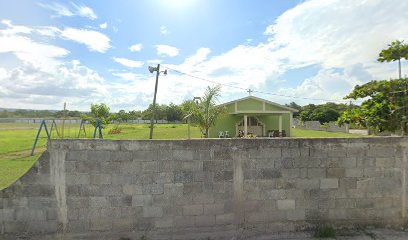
[1, 138, 408, 238]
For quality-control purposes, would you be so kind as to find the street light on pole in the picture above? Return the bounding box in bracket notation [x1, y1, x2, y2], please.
[148, 64, 167, 139]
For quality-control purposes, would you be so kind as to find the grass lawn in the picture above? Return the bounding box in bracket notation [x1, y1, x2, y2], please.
[0, 122, 365, 190]
[291, 128, 366, 138]
[0, 154, 40, 190]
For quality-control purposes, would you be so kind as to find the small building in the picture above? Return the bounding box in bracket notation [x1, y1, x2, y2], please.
[209, 96, 298, 138]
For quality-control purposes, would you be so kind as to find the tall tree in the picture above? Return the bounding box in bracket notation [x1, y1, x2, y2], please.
[188, 85, 224, 138]
[87, 103, 111, 128]
[378, 40, 408, 79]
[338, 78, 408, 135]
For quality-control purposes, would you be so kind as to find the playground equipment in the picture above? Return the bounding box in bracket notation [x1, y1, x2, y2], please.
[31, 119, 103, 156]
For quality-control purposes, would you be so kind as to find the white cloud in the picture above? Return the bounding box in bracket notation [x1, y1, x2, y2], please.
[155, 44, 179, 57]
[183, 48, 211, 66]
[160, 26, 168, 35]
[113, 57, 144, 68]
[159, 0, 408, 106]
[147, 59, 162, 64]
[38, 2, 97, 20]
[99, 22, 108, 29]
[0, 26, 69, 71]
[71, 3, 97, 20]
[61, 28, 111, 53]
[129, 43, 143, 52]
[112, 72, 145, 81]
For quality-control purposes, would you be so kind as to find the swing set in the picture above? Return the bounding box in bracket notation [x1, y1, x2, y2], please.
[30, 119, 103, 156]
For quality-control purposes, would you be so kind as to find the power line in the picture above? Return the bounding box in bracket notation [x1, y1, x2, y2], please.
[163, 65, 362, 104]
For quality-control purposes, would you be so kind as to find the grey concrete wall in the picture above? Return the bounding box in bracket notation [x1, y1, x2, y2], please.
[1, 138, 408, 239]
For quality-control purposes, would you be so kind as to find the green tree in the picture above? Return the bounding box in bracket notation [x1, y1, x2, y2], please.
[165, 103, 183, 122]
[142, 104, 166, 121]
[378, 40, 408, 79]
[188, 85, 224, 138]
[299, 103, 342, 124]
[285, 102, 302, 117]
[88, 103, 111, 128]
[116, 110, 129, 123]
[338, 78, 408, 135]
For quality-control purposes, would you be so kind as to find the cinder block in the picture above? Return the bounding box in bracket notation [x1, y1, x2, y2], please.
[119, 161, 142, 174]
[90, 174, 111, 185]
[110, 151, 132, 161]
[345, 168, 363, 177]
[175, 215, 195, 227]
[89, 219, 112, 231]
[87, 150, 111, 161]
[340, 158, 357, 168]
[142, 161, 159, 173]
[123, 185, 143, 195]
[109, 196, 132, 207]
[307, 168, 326, 178]
[320, 178, 338, 189]
[143, 206, 163, 218]
[264, 189, 287, 200]
[0, 209, 15, 221]
[111, 175, 132, 185]
[133, 150, 158, 161]
[204, 203, 224, 215]
[193, 193, 214, 204]
[15, 209, 46, 221]
[258, 169, 281, 179]
[66, 173, 90, 185]
[183, 204, 203, 216]
[142, 183, 164, 195]
[281, 169, 300, 178]
[296, 179, 319, 189]
[132, 195, 152, 207]
[67, 197, 90, 208]
[76, 161, 100, 173]
[287, 209, 305, 220]
[328, 209, 347, 219]
[112, 218, 134, 231]
[216, 213, 234, 225]
[181, 161, 203, 171]
[356, 198, 375, 208]
[90, 197, 110, 208]
[282, 148, 300, 158]
[173, 150, 194, 161]
[155, 217, 174, 228]
[327, 168, 345, 178]
[335, 199, 356, 209]
[247, 211, 268, 223]
[277, 199, 295, 210]
[376, 157, 395, 167]
[174, 171, 193, 183]
[66, 150, 87, 161]
[255, 158, 275, 168]
[374, 198, 393, 208]
[195, 215, 215, 226]
[99, 161, 121, 174]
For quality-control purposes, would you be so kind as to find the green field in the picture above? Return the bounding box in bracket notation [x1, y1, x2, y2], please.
[0, 122, 366, 190]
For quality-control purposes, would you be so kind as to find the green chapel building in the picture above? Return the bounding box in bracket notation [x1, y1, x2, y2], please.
[209, 96, 298, 138]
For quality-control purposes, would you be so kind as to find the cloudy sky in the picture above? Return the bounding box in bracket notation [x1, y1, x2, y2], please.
[0, 0, 407, 111]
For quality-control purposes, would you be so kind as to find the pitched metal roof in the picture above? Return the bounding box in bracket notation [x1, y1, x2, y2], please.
[218, 95, 298, 112]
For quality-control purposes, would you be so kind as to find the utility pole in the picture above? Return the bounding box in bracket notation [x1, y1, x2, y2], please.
[149, 64, 160, 139]
[61, 102, 66, 138]
[148, 64, 167, 139]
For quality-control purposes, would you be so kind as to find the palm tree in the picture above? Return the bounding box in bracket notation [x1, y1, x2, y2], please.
[378, 40, 408, 79]
[187, 85, 224, 138]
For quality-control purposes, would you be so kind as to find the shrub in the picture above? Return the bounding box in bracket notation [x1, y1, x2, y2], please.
[314, 225, 336, 238]
[108, 125, 122, 134]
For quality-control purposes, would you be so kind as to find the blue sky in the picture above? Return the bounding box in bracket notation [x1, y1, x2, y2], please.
[0, 0, 408, 111]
